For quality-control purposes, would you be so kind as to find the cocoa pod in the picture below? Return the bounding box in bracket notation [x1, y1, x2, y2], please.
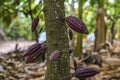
[49, 50, 60, 61]
[25, 42, 46, 63]
[31, 16, 39, 32]
[66, 16, 89, 34]
[24, 43, 40, 57]
[75, 67, 100, 79]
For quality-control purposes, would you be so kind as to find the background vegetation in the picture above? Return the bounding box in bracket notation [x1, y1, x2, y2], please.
[0, 0, 120, 41]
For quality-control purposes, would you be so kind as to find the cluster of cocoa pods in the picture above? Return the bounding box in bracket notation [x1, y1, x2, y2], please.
[66, 16, 99, 79]
[24, 41, 46, 63]
[24, 15, 99, 79]
[25, 15, 89, 63]
[24, 16, 61, 63]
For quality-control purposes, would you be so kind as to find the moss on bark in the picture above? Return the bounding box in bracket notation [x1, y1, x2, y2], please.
[44, 0, 70, 80]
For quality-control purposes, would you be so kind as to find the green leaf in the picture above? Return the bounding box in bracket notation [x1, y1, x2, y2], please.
[90, 0, 95, 6]
[3, 16, 12, 27]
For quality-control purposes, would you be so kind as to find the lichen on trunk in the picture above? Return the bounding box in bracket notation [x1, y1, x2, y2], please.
[44, 0, 70, 80]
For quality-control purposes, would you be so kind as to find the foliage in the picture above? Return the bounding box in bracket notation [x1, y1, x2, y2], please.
[6, 14, 32, 40]
[0, 0, 44, 40]
[0, 0, 120, 40]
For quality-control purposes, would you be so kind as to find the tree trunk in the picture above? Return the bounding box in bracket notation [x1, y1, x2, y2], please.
[75, 0, 83, 57]
[94, 0, 106, 51]
[44, 0, 70, 80]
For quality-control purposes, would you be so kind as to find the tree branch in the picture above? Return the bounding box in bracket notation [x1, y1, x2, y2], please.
[28, 0, 38, 42]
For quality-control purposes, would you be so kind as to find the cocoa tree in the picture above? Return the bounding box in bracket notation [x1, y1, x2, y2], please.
[43, 0, 70, 80]
[24, 0, 99, 80]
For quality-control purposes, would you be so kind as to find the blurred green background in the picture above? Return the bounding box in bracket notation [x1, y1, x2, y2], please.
[0, 0, 120, 41]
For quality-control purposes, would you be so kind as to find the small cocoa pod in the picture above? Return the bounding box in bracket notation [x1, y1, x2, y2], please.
[66, 16, 89, 34]
[49, 50, 60, 61]
[75, 67, 100, 79]
[31, 16, 39, 32]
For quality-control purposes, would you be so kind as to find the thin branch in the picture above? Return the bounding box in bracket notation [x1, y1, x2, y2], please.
[28, 0, 38, 42]
[28, 0, 33, 20]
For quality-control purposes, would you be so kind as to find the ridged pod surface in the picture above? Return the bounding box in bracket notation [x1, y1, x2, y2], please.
[31, 16, 39, 32]
[66, 16, 89, 34]
[25, 42, 46, 63]
[24, 43, 40, 57]
[49, 50, 60, 61]
[75, 67, 100, 79]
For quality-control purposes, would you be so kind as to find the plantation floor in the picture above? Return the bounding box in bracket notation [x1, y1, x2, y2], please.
[0, 40, 120, 80]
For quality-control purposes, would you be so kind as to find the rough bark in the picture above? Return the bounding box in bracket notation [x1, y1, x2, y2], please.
[75, 0, 83, 57]
[44, 0, 70, 80]
[94, 1, 107, 51]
